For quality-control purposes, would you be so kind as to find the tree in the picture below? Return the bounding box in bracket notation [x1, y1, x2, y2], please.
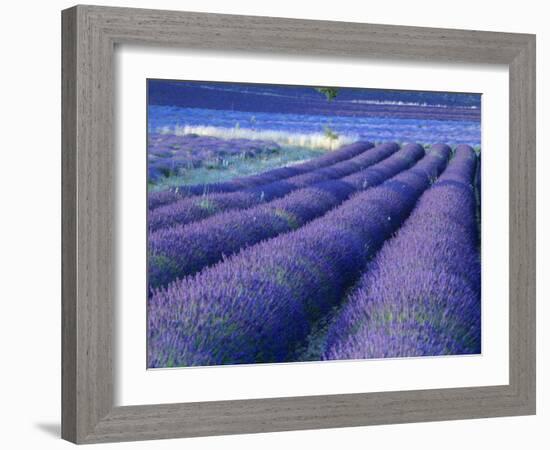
[314, 87, 339, 101]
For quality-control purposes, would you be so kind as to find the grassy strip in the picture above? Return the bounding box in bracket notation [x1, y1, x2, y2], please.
[149, 145, 327, 191]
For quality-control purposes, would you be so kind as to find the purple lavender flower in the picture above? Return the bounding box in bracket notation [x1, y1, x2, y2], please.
[147, 144, 451, 367]
[323, 144, 480, 360]
[148, 143, 424, 289]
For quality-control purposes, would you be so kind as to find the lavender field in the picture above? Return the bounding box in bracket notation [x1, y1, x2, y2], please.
[147, 80, 482, 368]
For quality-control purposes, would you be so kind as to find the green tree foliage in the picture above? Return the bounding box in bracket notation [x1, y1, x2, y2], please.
[315, 87, 339, 101]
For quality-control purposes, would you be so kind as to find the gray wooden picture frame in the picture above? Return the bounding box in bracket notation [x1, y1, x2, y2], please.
[61, 4, 536, 444]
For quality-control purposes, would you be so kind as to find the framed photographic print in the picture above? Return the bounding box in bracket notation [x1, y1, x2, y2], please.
[62, 5, 536, 444]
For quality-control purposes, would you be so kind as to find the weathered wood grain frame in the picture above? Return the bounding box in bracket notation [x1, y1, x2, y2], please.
[61, 5, 536, 444]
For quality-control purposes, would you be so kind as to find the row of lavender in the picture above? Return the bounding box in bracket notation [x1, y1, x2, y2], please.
[147, 144, 453, 367]
[475, 153, 482, 245]
[323, 145, 481, 360]
[148, 140, 373, 210]
[148, 143, 424, 289]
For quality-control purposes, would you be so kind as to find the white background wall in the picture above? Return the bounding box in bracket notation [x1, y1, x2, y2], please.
[0, 0, 546, 448]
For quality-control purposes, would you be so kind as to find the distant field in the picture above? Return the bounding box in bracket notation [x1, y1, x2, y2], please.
[148, 133, 329, 191]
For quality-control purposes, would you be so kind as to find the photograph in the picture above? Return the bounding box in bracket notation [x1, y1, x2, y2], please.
[0, 0, 541, 446]
[146, 80, 482, 368]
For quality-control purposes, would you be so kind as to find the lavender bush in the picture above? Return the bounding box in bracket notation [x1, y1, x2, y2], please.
[148, 143, 424, 289]
[147, 144, 451, 367]
[323, 144, 480, 360]
[148, 142, 397, 231]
